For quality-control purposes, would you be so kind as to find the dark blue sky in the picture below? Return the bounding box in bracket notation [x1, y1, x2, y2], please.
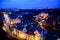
[0, 0, 60, 9]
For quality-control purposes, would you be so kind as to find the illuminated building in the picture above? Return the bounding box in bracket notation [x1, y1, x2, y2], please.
[35, 13, 48, 20]
[27, 34, 34, 40]
[34, 30, 41, 40]
[3, 12, 10, 32]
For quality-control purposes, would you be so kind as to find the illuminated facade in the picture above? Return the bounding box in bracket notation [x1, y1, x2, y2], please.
[2, 11, 59, 40]
[3, 12, 41, 40]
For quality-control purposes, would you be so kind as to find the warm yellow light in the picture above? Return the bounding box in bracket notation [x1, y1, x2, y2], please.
[34, 30, 41, 40]
[2, 26, 6, 32]
[35, 36, 40, 40]
[27, 35, 34, 40]
[3, 13, 8, 19]
[10, 21, 14, 25]
[18, 31, 26, 39]
[35, 13, 48, 20]
[39, 22, 43, 26]
[40, 13, 48, 19]
[3, 13, 10, 23]
[38, 20, 45, 26]
[2, 23, 6, 32]
[12, 28, 17, 35]
[40, 13, 45, 16]
[10, 19, 21, 24]
[4, 23, 6, 26]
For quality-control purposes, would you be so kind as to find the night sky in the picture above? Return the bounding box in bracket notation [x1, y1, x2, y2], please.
[0, 0, 60, 9]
